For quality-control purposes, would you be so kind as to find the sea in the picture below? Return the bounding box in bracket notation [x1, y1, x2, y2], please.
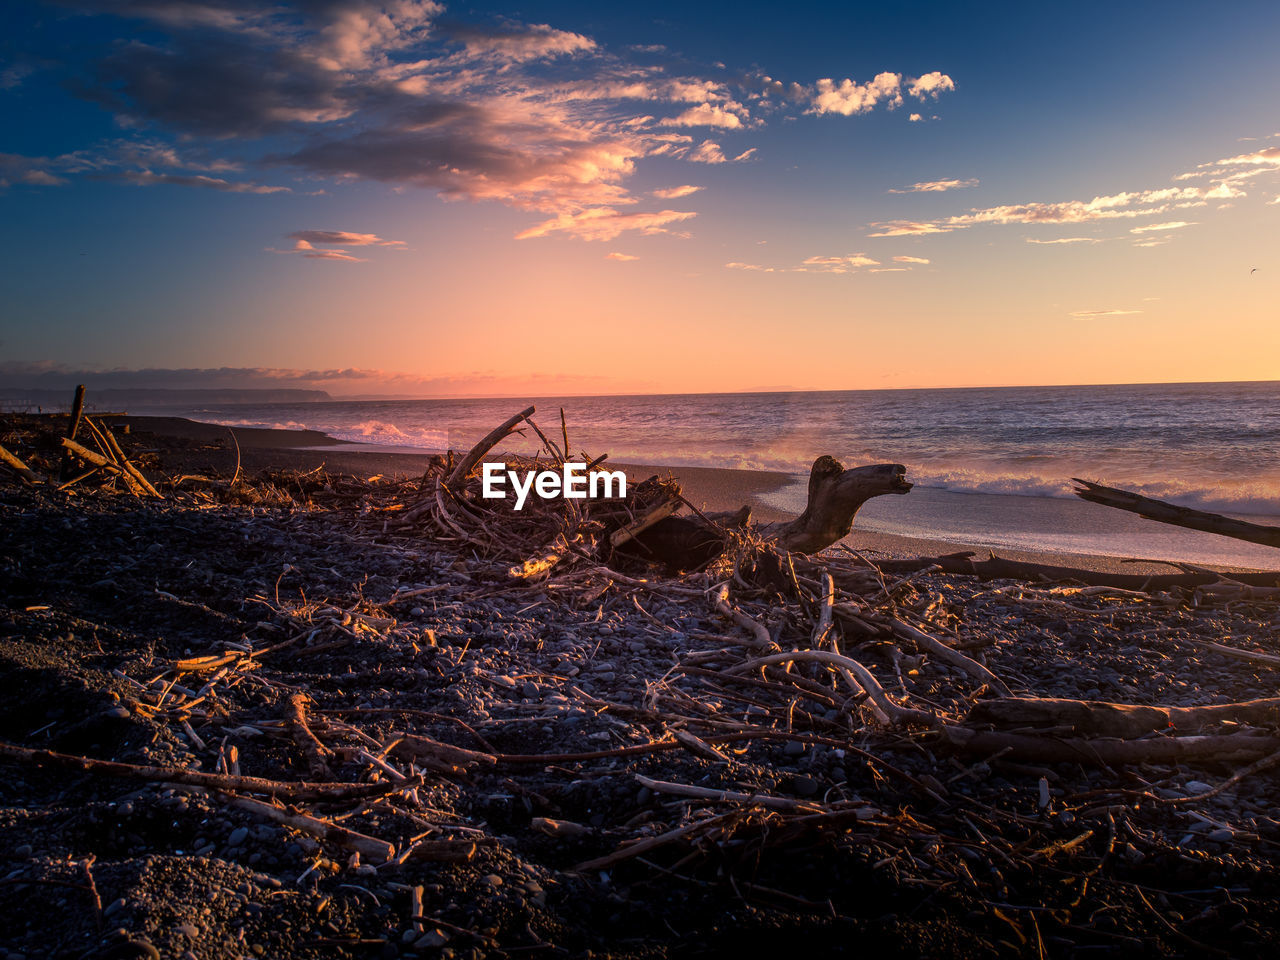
[140, 381, 1280, 568]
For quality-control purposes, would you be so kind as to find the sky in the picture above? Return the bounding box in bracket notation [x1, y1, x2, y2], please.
[2, 0, 1279, 398]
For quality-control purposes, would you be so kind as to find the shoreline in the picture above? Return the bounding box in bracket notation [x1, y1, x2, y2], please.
[121, 414, 1279, 577]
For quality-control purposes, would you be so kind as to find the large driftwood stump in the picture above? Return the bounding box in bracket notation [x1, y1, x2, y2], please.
[757, 458, 911, 553]
[617, 457, 910, 570]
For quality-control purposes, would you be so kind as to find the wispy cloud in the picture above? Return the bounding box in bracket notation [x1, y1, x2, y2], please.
[288, 230, 405, 246]
[869, 180, 1243, 238]
[685, 141, 756, 164]
[271, 227, 406, 262]
[515, 208, 696, 241]
[605, 251, 639, 261]
[726, 252, 927, 274]
[1025, 236, 1100, 245]
[889, 178, 977, 194]
[1129, 221, 1194, 234]
[1069, 308, 1142, 318]
[652, 184, 702, 199]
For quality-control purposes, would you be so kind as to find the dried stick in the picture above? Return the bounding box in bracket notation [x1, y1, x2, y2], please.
[0, 741, 413, 801]
[941, 727, 1280, 765]
[811, 572, 834, 647]
[286, 693, 333, 779]
[725, 650, 940, 728]
[891, 618, 1012, 697]
[635, 774, 820, 812]
[712, 584, 773, 649]
[447, 405, 535, 487]
[573, 811, 739, 872]
[224, 794, 395, 862]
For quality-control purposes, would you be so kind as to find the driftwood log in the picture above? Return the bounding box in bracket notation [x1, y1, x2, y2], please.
[622, 457, 911, 568]
[1074, 478, 1280, 550]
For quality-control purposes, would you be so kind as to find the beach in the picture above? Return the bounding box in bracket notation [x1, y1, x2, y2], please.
[122, 413, 1280, 577]
[3, 410, 1280, 959]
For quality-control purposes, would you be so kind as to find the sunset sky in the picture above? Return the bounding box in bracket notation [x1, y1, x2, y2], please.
[2, 0, 1279, 397]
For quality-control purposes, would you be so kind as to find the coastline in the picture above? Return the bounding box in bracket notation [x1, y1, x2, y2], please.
[121, 414, 1278, 576]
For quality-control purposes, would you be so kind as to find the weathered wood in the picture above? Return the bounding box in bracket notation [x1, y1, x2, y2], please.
[757, 458, 911, 553]
[0, 740, 411, 801]
[0, 443, 40, 485]
[446, 405, 535, 488]
[60, 437, 144, 495]
[1073, 478, 1280, 549]
[225, 794, 394, 862]
[59, 384, 86, 481]
[875, 552, 1280, 591]
[967, 696, 1280, 739]
[942, 726, 1280, 766]
[625, 457, 911, 569]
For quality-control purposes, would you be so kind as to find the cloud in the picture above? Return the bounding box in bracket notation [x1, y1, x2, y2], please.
[652, 184, 702, 199]
[908, 113, 922, 122]
[514, 207, 696, 241]
[868, 181, 1240, 237]
[288, 230, 405, 246]
[605, 252, 638, 261]
[799, 254, 880, 272]
[866, 220, 952, 237]
[1069, 309, 1141, 318]
[1129, 221, 1194, 234]
[36, 2, 941, 239]
[303, 249, 366, 261]
[1025, 236, 1100, 244]
[660, 103, 746, 128]
[114, 170, 290, 192]
[807, 72, 902, 116]
[444, 22, 595, 61]
[728, 252, 916, 274]
[906, 72, 955, 99]
[889, 178, 977, 194]
[684, 140, 755, 164]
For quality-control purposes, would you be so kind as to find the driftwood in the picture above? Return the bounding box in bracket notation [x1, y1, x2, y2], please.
[1074, 478, 1280, 549]
[0, 443, 40, 485]
[626, 457, 910, 568]
[756, 458, 911, 552]
[0, 741, 412, 801]
[875, 551, 1280, 591]
[943, 727, 1280, 766]
[967, 696, 1280, 739]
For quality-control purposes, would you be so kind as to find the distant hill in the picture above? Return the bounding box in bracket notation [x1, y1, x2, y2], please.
[0, 388, 333, 411]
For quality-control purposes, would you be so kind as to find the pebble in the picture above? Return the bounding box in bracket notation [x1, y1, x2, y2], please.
[783, 740, 805, 758]
[792, 777, 821, 798]
[1207, 828, 1235, 843]
[1185, 781, 1212, 795]
[175, 924, 199, 938]
[227, 825, 250, 847]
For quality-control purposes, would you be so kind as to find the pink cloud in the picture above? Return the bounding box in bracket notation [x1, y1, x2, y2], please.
[515, 207, 696, 241]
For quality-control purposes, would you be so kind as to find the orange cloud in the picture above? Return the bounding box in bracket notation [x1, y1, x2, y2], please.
[652, 184, 703, 199]
[606, 251, 639, 261]
[515, 207, 696, 241]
